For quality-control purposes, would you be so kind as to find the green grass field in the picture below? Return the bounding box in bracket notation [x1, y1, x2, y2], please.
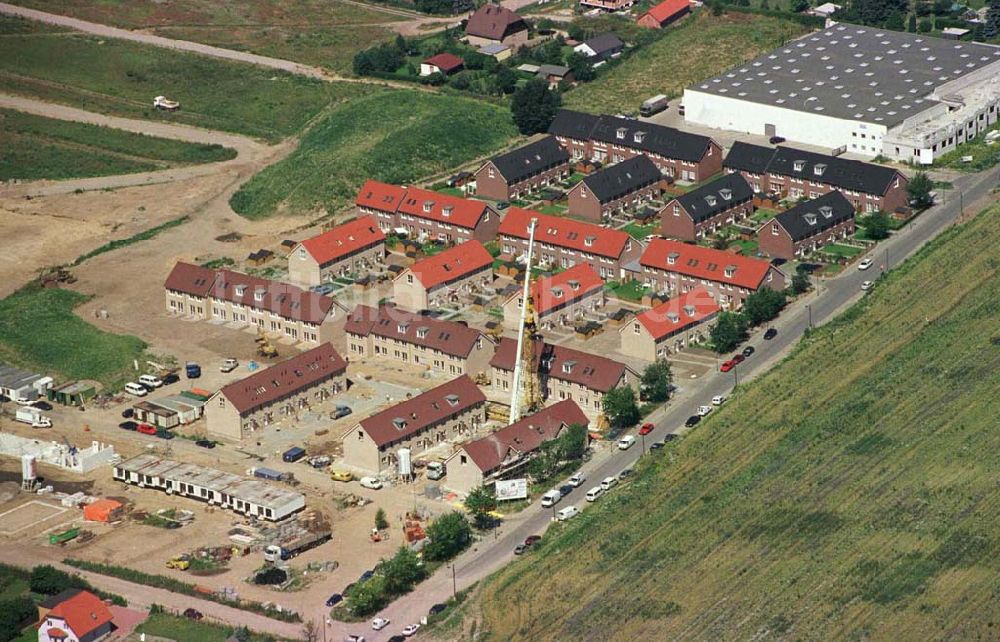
[230, 90, 520, 219]
[473, 203, 1000, 640]
[562, 12, 808, 114]
[136, 613, 282, 642]
[0, 16, 345, 141]
[0, 108, 235, 180]
[0, 286, 147, 388]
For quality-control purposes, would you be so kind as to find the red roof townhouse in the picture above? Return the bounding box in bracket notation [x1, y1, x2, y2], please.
[355, 180, 500, 245]
[393, 240, 494, 311]
[620, 287, 720, 361]
[638, 0, 691, 28]
[421, 53, 465, 76]
[498, 208, 641, 281]
[288, 215, 385, 286]
[501, 263, 605, 330]
[38, 590, 114, 642]
[639, 239, 786, 309]
[340, 375, 487, 473]
[444, 399, 588, 494]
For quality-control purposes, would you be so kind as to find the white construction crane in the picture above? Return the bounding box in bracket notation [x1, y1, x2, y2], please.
[509, 217, 538, 424]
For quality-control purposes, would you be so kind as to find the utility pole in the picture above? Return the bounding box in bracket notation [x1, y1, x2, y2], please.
[451, 563, 457, 598]
[640, 431, 646, 454]
[806, 303, 812, 330]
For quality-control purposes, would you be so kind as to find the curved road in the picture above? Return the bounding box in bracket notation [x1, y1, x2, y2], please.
[321, 164, 1000, 641]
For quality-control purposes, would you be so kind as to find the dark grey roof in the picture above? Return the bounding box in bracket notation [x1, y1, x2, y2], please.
[768, 147, 901, 195]
[723, 141, 774, 175]
[548, 110, 714, 163]
[580, 155, 661, 203]
[770, 191, 855, 242]
[538, 64, 571, 77]
[489, 136, 569, 185]
[674, 173, 754, 223]
[582, 33, 624, 57]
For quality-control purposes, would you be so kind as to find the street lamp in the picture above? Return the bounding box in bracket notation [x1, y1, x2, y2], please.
[806, 303, 812, 330]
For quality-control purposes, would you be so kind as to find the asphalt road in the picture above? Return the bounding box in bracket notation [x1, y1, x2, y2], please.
[330, 165, 1000, 641]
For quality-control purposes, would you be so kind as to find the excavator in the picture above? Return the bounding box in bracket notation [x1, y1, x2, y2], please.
[255, 328, 278, 359]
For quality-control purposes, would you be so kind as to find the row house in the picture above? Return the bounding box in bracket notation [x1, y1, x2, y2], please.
[660, 173, 755, 241]
[340, 375, 487, 473]
[344, 303, 494, 377]
[204, 343, 347, 440]
[619, 287, 720, 361]
[164, 262, 345, 347]
[498, 208, 641, 281]
[548, 109, 723, 182]
[639, 239, 786, 309]
[287, 215, 385, 286]
[490, 338, 638, 424]
[444, 399, 588, 495]
[393, 241, 494, 311]
[757, 191, 856, 260]
[501, 263, 605, 330]
[474, 136, 571, 201]
[724, 142, 909, 213]
[355, 179, 500, 244]
[567, 155, 663, 222]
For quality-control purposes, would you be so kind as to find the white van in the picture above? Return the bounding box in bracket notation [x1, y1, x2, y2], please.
[540, 489, 562, 508]
[138, 374, 163, 389]
[617, 435, 636, 450]
[556, 505, 579, 521]
[124, 382, 148, 396]
[585, 486, 604, 502]
[600, 476, 618, 491]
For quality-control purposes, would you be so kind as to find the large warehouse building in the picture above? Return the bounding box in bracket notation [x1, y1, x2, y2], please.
[683, 24, 1000, 164]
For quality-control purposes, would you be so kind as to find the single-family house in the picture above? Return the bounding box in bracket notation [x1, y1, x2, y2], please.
[287, 215, 385, 286]
[757, 191, 856, 260]
[566, 154, 662, 222]
[659, 173, 755, 241]
[420, 53, 465, 76]
[637, 0, 691, 28]
[465, 4, 529, 46]
[501, 263, 605, 329]
[573, 33, 624, 62]
[537, 64, 574, 88]
[38, 590, 114, 642]
[620, 287, 719, 361]
[474, 136, 570, 201]
[393, 241, 494, 311]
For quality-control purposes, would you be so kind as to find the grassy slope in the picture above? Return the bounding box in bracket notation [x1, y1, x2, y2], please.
[230, 90, 520, 219]
[0, 108, 235, 180]
[563, 11, 808, 114]
[0, 286, 147, 388]
[0, 16, 345, 141]
[136, 613, 285, 642]
[475, 204, 1000, 641]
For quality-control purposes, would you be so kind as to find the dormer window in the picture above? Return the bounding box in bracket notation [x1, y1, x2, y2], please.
[442, 205, 452, 217]
[616, 127, 627, 140]
[235, 285, 247, 296]
[805, 213, 818, 225]
[667, 251, 679, 265]
[724, 265, 736, 278]
[568, 279, 580, 291]
[819, 205, 833, 218]
[552, 287, 563, 298]
[562, 360, 576, 374]
[634, 131, 646, 143]
[584, 235, 595, 247]
[393, 417, 407, 430]
[254, 289, 265, 302]
[683, 304, 695, 317]
[667, 312, 679, 323]
[793, 160, 806, 172]
[416, 326, 428, 339]
[719, 188, 732, 201]
[705, 195, 717, 207]
[445, 394, 460, 407]
[398, 323, 409, 333]
[423, 200, 434, 213]
[813, 163, 827, 176]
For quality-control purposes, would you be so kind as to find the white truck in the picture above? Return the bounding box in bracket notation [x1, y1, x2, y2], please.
[15, 407, 51, 428]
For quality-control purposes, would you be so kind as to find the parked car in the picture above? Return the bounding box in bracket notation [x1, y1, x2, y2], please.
[742, 346, 755, 358]
[332, 404, 353, 419]
[568, 472, 586, 488]
[162, 373, 180, 385]
[600, 476, 618, 491]
[697, 405, 713, 417]
[857, 257, 873, 271]
[558, 485, 574, 497]
[330, 470, 354, 483]
[311, 283, 337, 295]
[118, 421, 138, 431]
[359, 477, 383, 490]
[618, 468, 634, 480]
[525, 535, 542, 547]
[638, 422, 655, 436]
[514, 543, 528, 555]
[195, 439, 216, 449]
[31, 401, 53, 411]
[388, 636, 406, 642]
[137, 423, 157, 435]
[426, 461, 446, 480]
[124, 382, 148, 397]
[720, 360, 735, 372]
[371, 617, 390, 631]
[617, 435, 636, 450]
[585, 486, 605, 502]
[685, 415, 701, 428]
[183, 608, 203, 620]
[138, 374, 163, 389]
[556, 505, 579, 521]
[540, 489, 562, 508]
[649, 442, 664, 451]
[731, 354, 745, 365]
[428, 603, 448, 616]
[220, 358, 239, 373]
[712, 395, 727, 406]
[861, 280, 874, 291]
[769, 135, 786, 144]
[360, 570, 375, 582]
[121, 408, 134, 418]
[664, 434, 678, 442]
[401, 624, 420, 637]
[326, 593, 343, 607]
[156, 429, 174, 440]
[345, 635, 366, 642]
[764, 328, 778, 340]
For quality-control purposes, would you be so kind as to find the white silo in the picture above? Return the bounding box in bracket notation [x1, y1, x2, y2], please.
[21, 454, 37, 490]
[398, 447, 412, 479]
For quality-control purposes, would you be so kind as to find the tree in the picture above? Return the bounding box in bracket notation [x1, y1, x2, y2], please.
[233, 627, 252, 642]
[30, 565, 82, 596]
[463, 51, 487, 70]
[641, 360, 673, 403]
[761, 0, 770, 8]
[710, 312, 748, 353]
[395, 34, 409, 55]
[424, 512, 472, 561]
[791, 0, 809, 12]
[566, 52, 595, 83]
[885, 11, 906, 30]
[449, 73, 470, 91]
[0, 596, 36, 642]
[381, 546, 425, 595]
[790, 271, 811, 295]
[556, 423, 589, 461]
[492, 65, 517, 95]
[465, 485, 497, 529]
[603, 386, 640, 429]
[908, 13, 918, 31]
[918, 18, 933, 31]
[861, 211, 891, 240]
[985, 0, 1000, 38]
[375, 507, 389, 531]
[742, 288, 787, 326]
[932, 0, 951, 14]
[511, 78, 561, 135]
[301, 621, 318, 642]
[346, 575, 388, 616]
[907, 171, 935, 209]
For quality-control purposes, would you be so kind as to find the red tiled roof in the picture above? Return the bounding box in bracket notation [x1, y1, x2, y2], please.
[397, 186, 490, 230]
[47, 590, 113, 639]
[164, 262, 215, 297]
[356, 179, 407, 213]
[359, 375, 486, 448]
[211, 269, 338, 325]
[513, 264, 604, 315]
[643, 0, 690, 23]
[635, 287, 719, 340]
[406, 241, 493, 290]
[490, 338, 631, 393]
[218, 343, 347, 414]
[459, 400, 588, 474]
[640, 239, 774, 290]
[498, 208, 632, 260]
[424, 53, 464, 72]
[344, 304, 485, 359]
[299, 216, 385, 267]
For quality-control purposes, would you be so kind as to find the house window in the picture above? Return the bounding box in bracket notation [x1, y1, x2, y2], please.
[633, 322, 640, 334]
[298, 247, 306, 260]
[460, 454, 467, 465]
[488, 166, 495, 179]
[673, 204, 680, 216]
[218, 397, 225, 408]
[407, 274, 414, 284]
[772, 223, 779, 236]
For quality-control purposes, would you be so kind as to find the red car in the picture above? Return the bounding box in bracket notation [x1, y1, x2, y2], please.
[720, 360, 735, 372]
[638, 423, 655, 436]
[137, 423, 157, 435]
[731, 354, 746, 365]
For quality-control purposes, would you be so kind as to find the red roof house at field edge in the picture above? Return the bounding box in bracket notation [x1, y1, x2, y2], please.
[39, 590, 115, 642]
[638, 0, 691, 28]
[422, 53, 465, 75]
